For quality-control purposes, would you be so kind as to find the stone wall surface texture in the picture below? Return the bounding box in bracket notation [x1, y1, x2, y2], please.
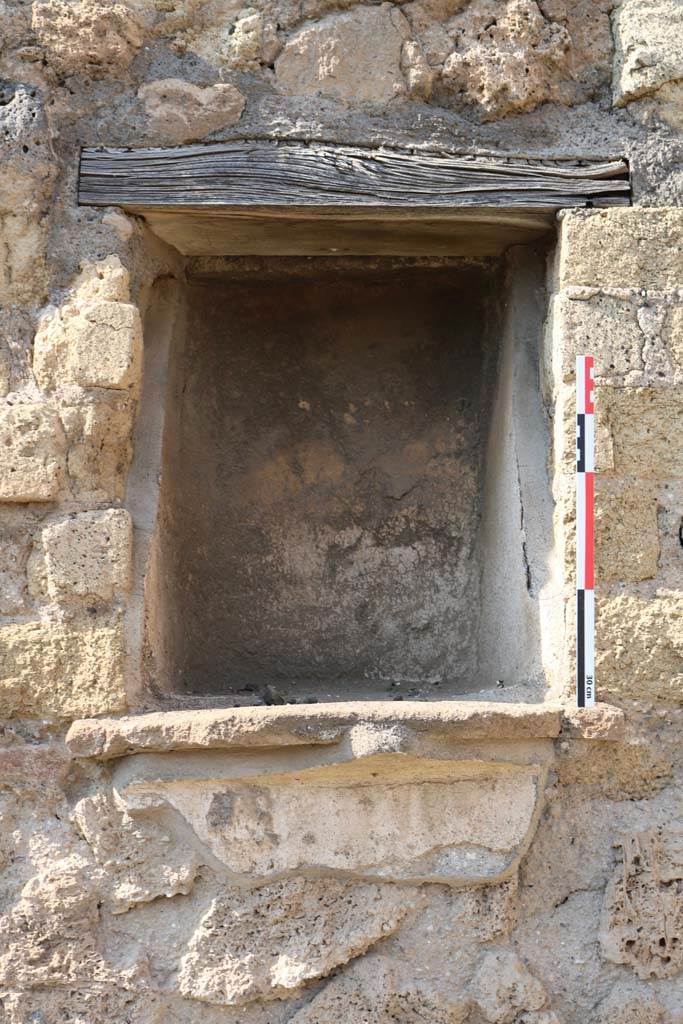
[0, 0, 682, 1021]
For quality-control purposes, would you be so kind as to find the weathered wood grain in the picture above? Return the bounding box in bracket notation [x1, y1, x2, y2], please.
[79, 140, 630, 211]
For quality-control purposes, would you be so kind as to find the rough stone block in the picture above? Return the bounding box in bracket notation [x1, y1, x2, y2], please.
[554, 382, 613, 477]
[61, 397, 135, 502]
[0, 850, 153, 999]
[0, 84, 54, 306]
[470, 949, 549, 1022]
[289, 954, 470, 1024]
[0, 852, 105, 989]
[177, 877, 414, 1005]
[0, 617, 127, 718]
[1, 988, 162, 1024]
[596, 594, 683, 705]
[605, 386, 683, 477]
[560, 702, 626, 741]
[596, 989, 671, 1024]
[0, 510, 35, 615]
[612, 0, 683, 107]
[72, 791, 199, 913]
[34, 299, 143, 392]
[32, 0, 143, 77]
[0, 403, 65, 502]
[552, 471, 650, 592]
[656, 479, 683, 590]
[552, 292, 683, 387]
[28, 508, 133, 601]
[0, 213, 49, 306]
[558, 208, 683, 290]
[226, 10, 280, 71]
[600, 825, 683, 978]
[663, 304, 683, 368]
[595, 479, 659, 583]
[71, 255, 131, 304]
[0, 743, 70, 789]
[0, 352, 9, 398]
[275, 6, 409, 104]
[139, 79, 245, 145]
[442, 0, 571, 120]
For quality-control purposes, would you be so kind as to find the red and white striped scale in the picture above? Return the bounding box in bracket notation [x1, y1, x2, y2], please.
[576, 355, 595, 707]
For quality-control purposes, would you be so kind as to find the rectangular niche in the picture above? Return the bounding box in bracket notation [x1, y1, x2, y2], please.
[141, 252, 553, 703]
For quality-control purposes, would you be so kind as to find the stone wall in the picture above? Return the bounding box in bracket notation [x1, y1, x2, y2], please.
[0, 1, 682, 1022]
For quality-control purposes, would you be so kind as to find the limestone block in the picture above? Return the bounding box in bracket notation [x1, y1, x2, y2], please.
[154, 0, 247, 67]
[177, 877, 414, 1005]
[518, 1015, 562, 1024]
[34, 299, 143, 392]
[289, 954, 470, 1023]
[551, 292, 683, 387]
[138, 79, 246, 145]
[0, 617, 127, 718]
[72, 791, 199, 913]
[119, 752, 545, 886]
[600, 826, 683, 978]
[0, 213, 49, 306]
[0, 351, 8, 397]
[596, 594, 683, 705]
[0, 743, 70, 790]
[595, 479, 659, 583]
[560, 702, 626, 741]
[0, 403, 65, 502]
[275, 6, 410, 104]
[0, 508, 44, 615]
[612, 0, 683, 107]
[0, 852, 151, 998]
[0, 988, 163, 1024]
[225, 9, 280, 70]
[558, 209, 683, 290]
[32, 0, 143, 77]
[442, 0, 571, 120]
[470, 950, 548, 1023]
[0, 309, 35, 396]
[663, 304, 683, 369]
[656, 479, 683, 589]
[61, 396, 135, 502]
[102, 210, 136, 242]
[28, 508, 133, 601]
[0, 0, 32, 53]
[556, 734, 672, 801]
[596, 988, 671, 1024]
[401, 39, 438, 100]
[554, 382, 613, 477]
[0, 853, 108, 989]
[71, 254, 131, 304]
[0, 84, 53, 216]
[604, 387, 683, 477]
[549, 465, 644, 589]
[0, 84, 54, 305]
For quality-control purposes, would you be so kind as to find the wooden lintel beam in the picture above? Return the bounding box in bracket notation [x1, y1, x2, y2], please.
[78, 141, 630, 213]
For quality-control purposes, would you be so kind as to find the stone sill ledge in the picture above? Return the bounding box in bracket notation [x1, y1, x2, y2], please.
[64, 700, 623, 888]
[63, 700, 622, 760]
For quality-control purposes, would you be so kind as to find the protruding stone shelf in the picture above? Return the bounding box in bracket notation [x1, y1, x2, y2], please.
[64, 703, 621, 889]
[65, 700, 562, 759]
[63, 702, 562, 889]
